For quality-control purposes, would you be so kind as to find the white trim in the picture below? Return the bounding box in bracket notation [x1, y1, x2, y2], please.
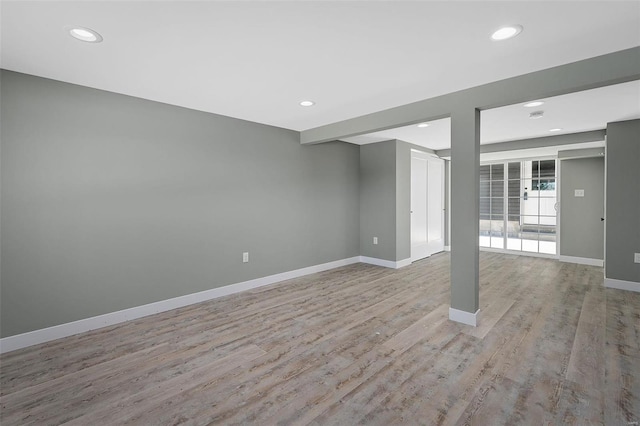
[447, 159, 451, 250]
[444, 246, 451, 252]
[603, 136, 608, 278]
[449, 307, 480, 327]
[396, 258, 412, 268]
[0, 256, 360, 354]
[604, 277, 640, 293]
[479, 246, 558, 260]
[556, 159, 562, 256]
[359, 256, 411, 269]
[559, 255, 603, 267]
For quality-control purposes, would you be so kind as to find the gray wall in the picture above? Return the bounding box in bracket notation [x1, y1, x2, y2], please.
[359, 141, 397, 261]
[0, 70, 360, 337]
[559, 156, 605, 260]
[605, 119, 640, 283]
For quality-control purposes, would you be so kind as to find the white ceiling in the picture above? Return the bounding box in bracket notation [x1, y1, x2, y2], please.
[341, 80, 640, 149]
[1, 1, 639, 138]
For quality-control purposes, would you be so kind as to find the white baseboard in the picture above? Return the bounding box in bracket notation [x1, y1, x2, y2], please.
[360, 256, 411, 269]
[479, 247, 557, 260]
[396, 258, 412, 268]
[604, 277, 640, 293]
[0, 256, 361, 354]
[559, 255, 604, 267]
[449, 307, 480, 327]
[444, 246, 451, 252]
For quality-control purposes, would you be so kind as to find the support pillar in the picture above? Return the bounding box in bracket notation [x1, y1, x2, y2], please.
[449, 108, 480, 326]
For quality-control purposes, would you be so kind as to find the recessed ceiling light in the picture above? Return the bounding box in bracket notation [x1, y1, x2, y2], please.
[299, 100, 315, 107]
[529, 111, 544, 119]
[66, 26, 103, 43]
[417, 123, 430, 128]
[549, 128, 562, 132]
[524, 101, 544, 108]
[491, 25, 523, 41]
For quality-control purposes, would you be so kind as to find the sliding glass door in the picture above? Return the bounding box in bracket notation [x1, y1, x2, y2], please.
[480, 160, 557, 255]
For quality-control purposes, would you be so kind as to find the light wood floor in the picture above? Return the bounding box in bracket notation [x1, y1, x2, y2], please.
[1, 252, 639, 425]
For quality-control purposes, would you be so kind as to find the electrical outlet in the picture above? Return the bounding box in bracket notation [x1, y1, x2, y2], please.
[243, 252, 249, 263]
[634, 253, 640, 264]
[373, 237, 378, 245]
[574, 189, 585, 197]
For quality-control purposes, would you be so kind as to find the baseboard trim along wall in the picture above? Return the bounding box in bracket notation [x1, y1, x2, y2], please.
[479, 247, 557, 260]
[0, 256, 361, 354]
[395, 258, 412, 268]
[449, 307, 480, 327]
[359, 256, 411, 269]
[559, 255, 604, 267]
[604, 277, 640, 293]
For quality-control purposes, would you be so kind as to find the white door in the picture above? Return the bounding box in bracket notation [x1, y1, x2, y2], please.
[411, 151, 445, 262]
[411, 154, 429, 261]
[426, 157, 445, 255]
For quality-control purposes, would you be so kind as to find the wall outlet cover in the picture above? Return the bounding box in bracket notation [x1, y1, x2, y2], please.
[635, 253, 640, 264]
[373, 237, 378, 245]
[243, 252, 249, 263]
[574, 189, 585, 197]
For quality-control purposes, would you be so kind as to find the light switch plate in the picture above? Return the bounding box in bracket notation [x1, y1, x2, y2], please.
[574, 189, 585, 197]
[634, 253, 640, 264]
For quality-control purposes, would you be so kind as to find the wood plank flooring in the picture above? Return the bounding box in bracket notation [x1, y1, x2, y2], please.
[1, 252, 639, 425]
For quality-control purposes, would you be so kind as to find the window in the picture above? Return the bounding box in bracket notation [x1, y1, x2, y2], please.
[532, 180, 555, 191]
[531, 160, 556, 191]
[480, 159, 557, 255]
